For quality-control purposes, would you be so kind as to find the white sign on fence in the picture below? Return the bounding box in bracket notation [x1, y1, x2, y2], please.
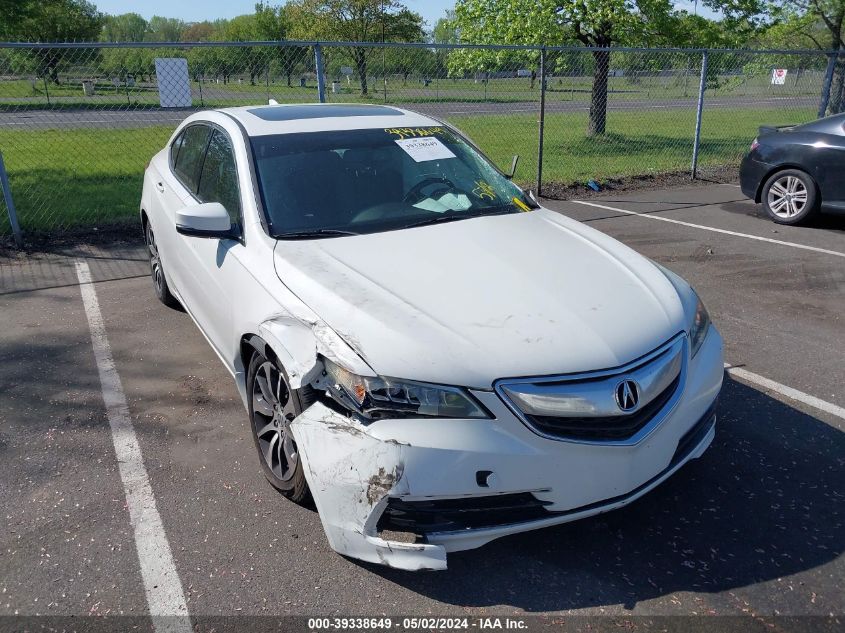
[155, 57, 192, 108]
[771, 68, 788, 85]
[340, 66, 353, 76]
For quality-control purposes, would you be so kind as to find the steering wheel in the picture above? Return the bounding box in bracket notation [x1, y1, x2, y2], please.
[403, 176, 459, 204]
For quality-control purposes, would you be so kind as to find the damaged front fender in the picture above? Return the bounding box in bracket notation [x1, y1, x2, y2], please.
[257, 316, 375, 390]
[290, 402, 447, 571]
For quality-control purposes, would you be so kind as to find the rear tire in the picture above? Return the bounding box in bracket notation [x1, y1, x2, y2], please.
[246, 349, 312, 504]
[761, 169, 819, 225]
[144, 219, 181, 309]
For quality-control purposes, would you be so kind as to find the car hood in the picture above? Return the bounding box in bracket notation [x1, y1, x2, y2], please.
[273, 208, 687, 389]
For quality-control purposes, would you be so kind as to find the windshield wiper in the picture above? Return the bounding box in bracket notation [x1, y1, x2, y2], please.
[403, 208, 516, 230]
[276, 228, 360, 240]
[403, 214, 468, 230]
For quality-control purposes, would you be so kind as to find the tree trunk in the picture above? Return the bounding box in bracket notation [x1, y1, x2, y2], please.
[355, 52, 368, 96]
[829, 54, 845, 114]
[587, 49, 610, 136]
[286, 71, 292, 87]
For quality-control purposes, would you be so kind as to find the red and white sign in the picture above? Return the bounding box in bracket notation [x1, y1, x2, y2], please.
[771, 68, 788, 85]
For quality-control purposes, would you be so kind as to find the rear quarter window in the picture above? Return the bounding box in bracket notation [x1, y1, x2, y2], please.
[169, 131, 185, 169]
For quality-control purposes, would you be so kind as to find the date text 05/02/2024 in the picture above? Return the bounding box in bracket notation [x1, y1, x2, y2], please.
[307, 617, 529, 630]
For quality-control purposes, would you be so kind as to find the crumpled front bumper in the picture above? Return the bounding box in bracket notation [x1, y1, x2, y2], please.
[290, 328, 724, 571]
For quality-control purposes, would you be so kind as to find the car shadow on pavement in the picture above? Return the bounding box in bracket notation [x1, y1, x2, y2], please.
[370, 376, 845, 612]
[720, 200, 845, 232]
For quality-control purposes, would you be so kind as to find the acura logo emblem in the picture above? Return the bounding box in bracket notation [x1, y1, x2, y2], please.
[615, 380, 639, 412]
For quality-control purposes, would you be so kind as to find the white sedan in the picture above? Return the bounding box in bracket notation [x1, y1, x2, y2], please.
[140, 103, 723, 571]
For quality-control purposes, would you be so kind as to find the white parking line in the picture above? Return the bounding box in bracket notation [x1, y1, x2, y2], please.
[725, 363, 845, 422]
[75, 260, 191, 633]
[571, 199, 845, 259]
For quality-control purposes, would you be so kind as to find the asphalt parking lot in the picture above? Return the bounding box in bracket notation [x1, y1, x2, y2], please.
[1, 182, 843, 626]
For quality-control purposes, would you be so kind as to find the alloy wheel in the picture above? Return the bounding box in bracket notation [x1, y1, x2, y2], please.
[146, 223, 164, 296]
[251, 361, 299, 481]
[767, 175, 808, 219]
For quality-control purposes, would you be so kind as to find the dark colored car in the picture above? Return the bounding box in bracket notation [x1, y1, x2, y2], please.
[739, 113, 845, 225]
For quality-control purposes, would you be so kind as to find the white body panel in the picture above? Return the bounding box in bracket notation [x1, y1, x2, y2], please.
[140, 103, 725, 570]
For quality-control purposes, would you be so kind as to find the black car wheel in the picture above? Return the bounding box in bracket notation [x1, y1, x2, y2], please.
[246, 350, 313, 504]
[144, 219, 181, 309]
[761, 169, 819, 225]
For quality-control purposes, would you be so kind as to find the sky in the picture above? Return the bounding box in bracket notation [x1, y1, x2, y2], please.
[93, 0, 718, 30]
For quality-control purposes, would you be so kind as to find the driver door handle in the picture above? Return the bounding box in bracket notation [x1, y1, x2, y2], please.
[155, 182, 165, 193]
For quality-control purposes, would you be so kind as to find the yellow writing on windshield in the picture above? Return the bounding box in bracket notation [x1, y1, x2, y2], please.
[385, 127, 446, 140]
[472, 180, 497, 201]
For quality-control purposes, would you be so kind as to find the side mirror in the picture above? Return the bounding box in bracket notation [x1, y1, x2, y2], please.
[505, 154, 520, 179]
[175, 202, 237, 239]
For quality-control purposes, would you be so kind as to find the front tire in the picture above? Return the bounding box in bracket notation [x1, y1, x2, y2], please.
[761, 169, 819, 225]
[144, 219, 181, 309]
[246, 350, 312, 504]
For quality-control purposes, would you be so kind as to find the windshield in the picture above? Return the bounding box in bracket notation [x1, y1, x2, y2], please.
[250, 125, 534, 238]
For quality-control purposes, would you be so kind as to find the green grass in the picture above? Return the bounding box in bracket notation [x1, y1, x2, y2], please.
[0, 126, 173, 234]
[458, 105, 817, 187]
[0, 105, 818, 235]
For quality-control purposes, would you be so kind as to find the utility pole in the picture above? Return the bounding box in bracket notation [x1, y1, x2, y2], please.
[382, 0, 387, 102]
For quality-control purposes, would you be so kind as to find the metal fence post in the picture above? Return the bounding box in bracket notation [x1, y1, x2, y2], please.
[819, 52, 837, 118]
[314, 43, 326, 103]
[536, 46, 546, 197]
[0, 151, 23, 247]
[691, 51, 709, 179]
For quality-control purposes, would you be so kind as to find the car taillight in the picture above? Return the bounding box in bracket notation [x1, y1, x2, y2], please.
[750, 138, 759, 151]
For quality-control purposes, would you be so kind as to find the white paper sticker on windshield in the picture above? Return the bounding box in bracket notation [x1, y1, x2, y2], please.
[395, 137, 456, 162]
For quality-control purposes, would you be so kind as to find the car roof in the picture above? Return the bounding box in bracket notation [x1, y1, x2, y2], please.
[794, 112, 845, 136]
[218, 103, 440, 136]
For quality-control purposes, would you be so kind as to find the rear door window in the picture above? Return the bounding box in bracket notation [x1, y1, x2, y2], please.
[173, 125, 211, 193]
[197, 130, 241, 225]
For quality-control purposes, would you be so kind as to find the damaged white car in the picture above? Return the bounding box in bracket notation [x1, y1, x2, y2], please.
[140, 103, 723, 571]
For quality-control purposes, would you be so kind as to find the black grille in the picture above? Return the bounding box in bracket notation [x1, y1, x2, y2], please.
[526, 374, 681, 441]
[377, 493, 553, 534]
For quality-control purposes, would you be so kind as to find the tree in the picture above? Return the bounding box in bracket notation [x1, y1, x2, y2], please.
[768, 0, 845, 113]
[222, 14, 269, 85]
[0, 0, 36, 39]
[431, 11, 459, 77]
[667, 10, 757, 48]
[101, 13, 147, 42]
[701, 0, 771, 39]
[254, 2, 309, 87]
[145, 16, 186, 42]
[287, 0, 425, 96]
[4, 0, 103, 83]
[452, 0, 678, 136]
[182, 21, 218, 42]
[449, 0, 567, 82]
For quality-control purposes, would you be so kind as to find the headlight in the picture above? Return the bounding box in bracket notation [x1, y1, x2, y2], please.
[652, 261, 711, 358]
[322, 358, 489, 420]
[690, 294, 711, 358]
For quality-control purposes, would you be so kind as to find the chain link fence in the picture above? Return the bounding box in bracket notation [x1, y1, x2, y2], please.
[0, 40, 839, 242]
